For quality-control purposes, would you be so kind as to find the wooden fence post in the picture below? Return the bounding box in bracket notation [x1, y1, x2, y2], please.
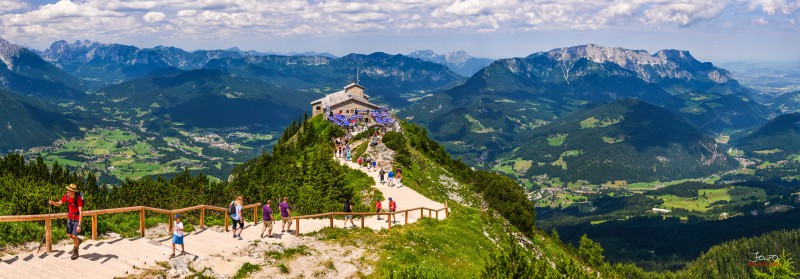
[429, 209, 432, 218]
[361, 215, 365, 228]
[295, 219, 299, 236]
[445, 201, 449, 218]
[199, 207, 205, 229]
[387, 214, 392, 229]
[168, 214, 174, 235]
[224, 214, 229, 232]
[329, 215, 334, 228]
[91, 215, 98, 240]
[45, 217, 52, 253]
[253, 206, 258, 224]
[405, 211, 408, 225]
[420, 208, 423, 219]
[436, 210, 439, 220]
[139, 209, 145, 237]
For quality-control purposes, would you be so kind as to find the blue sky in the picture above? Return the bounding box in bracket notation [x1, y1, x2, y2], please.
[1, 0, 798, 62]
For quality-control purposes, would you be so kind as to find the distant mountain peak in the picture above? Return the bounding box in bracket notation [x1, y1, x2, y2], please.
[529, 44, 735, 88]
[408, 49, 494, 77]
[0, 37, 25, 69]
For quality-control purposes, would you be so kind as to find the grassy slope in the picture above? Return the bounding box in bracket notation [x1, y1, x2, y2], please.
[309, 129, 596, 278]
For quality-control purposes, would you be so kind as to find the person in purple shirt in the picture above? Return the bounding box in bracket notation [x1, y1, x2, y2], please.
[261, 200, 275, 238]
[280, 196, 292, 233]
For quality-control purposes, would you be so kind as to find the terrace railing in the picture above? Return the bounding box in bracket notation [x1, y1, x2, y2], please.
[0, 201, 448, 252]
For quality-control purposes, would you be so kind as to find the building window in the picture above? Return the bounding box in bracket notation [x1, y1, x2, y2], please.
[316, 106, 321, 110]
[338, 110, 342, 114]
[346, 110, 349, 113]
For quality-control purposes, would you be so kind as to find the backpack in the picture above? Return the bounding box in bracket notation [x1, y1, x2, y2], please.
[343, 201, 351, 212]
[228, 201, 236, 215]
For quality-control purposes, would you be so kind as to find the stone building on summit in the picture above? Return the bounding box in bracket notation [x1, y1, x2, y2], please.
[310, 82, 382, 125]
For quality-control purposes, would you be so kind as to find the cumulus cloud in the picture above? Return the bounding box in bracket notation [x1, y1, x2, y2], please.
[0, 0, 796, 45]
[0, 0, 28, 13]
[143, 11, 166, 23]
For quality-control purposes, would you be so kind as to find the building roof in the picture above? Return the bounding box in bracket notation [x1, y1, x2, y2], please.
[310, 89, 380, 109]
[344, 83, 365, 90]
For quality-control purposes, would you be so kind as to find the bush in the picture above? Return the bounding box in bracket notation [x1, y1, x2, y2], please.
[382, 132, 406, 152]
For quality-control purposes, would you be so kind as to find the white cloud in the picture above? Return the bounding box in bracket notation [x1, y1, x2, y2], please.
[143, 11, 166, 23]
[0, 0, 796, 47]
[0, 0, 28, 13]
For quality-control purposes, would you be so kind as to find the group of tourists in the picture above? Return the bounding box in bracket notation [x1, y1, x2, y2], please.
[379, 167, 403, 187]
[334, 137, 351, 161]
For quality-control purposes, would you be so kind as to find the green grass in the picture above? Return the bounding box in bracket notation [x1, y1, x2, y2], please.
[602, 136, 624, 144]
[265, 245, 311, 260]
[547, 134, 568, 146]
[580, 116, 623, 129]
[233, 262, 261, 279]
[754, 149, 783, 155]
[277, 263, 289, 274]
[656, 186, 766, 212]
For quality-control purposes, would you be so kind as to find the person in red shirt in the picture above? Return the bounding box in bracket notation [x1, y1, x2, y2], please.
[49, 183, 84, 260]
[375, 198, 382, 220]
[387, 197, 397, 223]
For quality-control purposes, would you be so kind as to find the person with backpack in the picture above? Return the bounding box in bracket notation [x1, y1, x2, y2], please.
[261, 200, 275, 238]
[387, 197, 397, 223]
[375, 198, 383, 220]
[229, 196, 244, 240]
[379, 168, 386, 184]
[372, 160, 377, 172]
[280, 197, 292, 233]
[342, 198, 356, 228]
[48, 183, 84, 260]
[396, 167, 403, 186]
[357, 156, 363, 168]
[170, 214, 185, 258]
[388, 169, 395, 187]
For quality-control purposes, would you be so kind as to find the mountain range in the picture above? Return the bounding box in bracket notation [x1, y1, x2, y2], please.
[408, 49, 494, 77]
[402, 44, 773, 167]
[0, 38, 85, 100]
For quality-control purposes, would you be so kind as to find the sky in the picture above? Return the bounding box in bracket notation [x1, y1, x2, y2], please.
[0, 0, 798, 63]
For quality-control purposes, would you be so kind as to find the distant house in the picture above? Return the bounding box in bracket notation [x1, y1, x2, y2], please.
[651, 208, 671, 213]
[311, 83, 381, 125]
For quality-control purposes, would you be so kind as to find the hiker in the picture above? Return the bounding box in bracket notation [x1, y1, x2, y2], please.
[357, 156, 363, 168]
[375, 198, 383, 220]
[171, 214, 185, 258]
[379, 168, 386, 184]
[48, 183, 84, 260]
[261, 200, 275, 238]
[229, 196, 244, 240]
[366, 156, 372, 170]
[342, 198, 356, 228]
[346, 149, 351, 161]
[280, 197, 293, 233]
[388, 169, 395, 187]
[396, 167, 403, 185]
[387, 197, 397, 223]
[372, 159, 377, 171]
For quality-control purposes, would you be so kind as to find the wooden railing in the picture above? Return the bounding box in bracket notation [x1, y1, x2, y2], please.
[0, 203, 262, 253]
[0, 201, 449, 252]
[291, 202, 449, 236]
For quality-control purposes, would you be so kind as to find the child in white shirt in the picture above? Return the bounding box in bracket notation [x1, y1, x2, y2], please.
[171, 214, 185, 258]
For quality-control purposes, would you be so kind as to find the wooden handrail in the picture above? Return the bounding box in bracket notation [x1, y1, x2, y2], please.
[0, 201, 450, 252]
[0, 203, 262, 253]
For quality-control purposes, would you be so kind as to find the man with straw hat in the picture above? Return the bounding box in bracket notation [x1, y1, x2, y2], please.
[49, 183, 84, 260]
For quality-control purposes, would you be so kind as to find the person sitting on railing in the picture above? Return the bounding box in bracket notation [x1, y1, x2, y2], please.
[170, 214, 185, 258]
[49, 183, 84, 260]
[229, 196, 244, 240]
[280, 197, 293, 233]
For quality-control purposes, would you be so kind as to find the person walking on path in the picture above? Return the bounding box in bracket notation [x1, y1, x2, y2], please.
[342, 198, 356, 228]
[261, 200, 275, 238]
[375, 198, 383, 220]
[170, 214, 185, 258]
[379, 168, 386, 184]
[48, 183, 84, 260]
[372, 160, 377, 172]
[387, 197, 397, 223]
[280, 197, 293, 233]
[357, 156, 363, 168]
[396, 167, 403, 186]
[388, 169, 395, 187]
[230, 196, 244, 240]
